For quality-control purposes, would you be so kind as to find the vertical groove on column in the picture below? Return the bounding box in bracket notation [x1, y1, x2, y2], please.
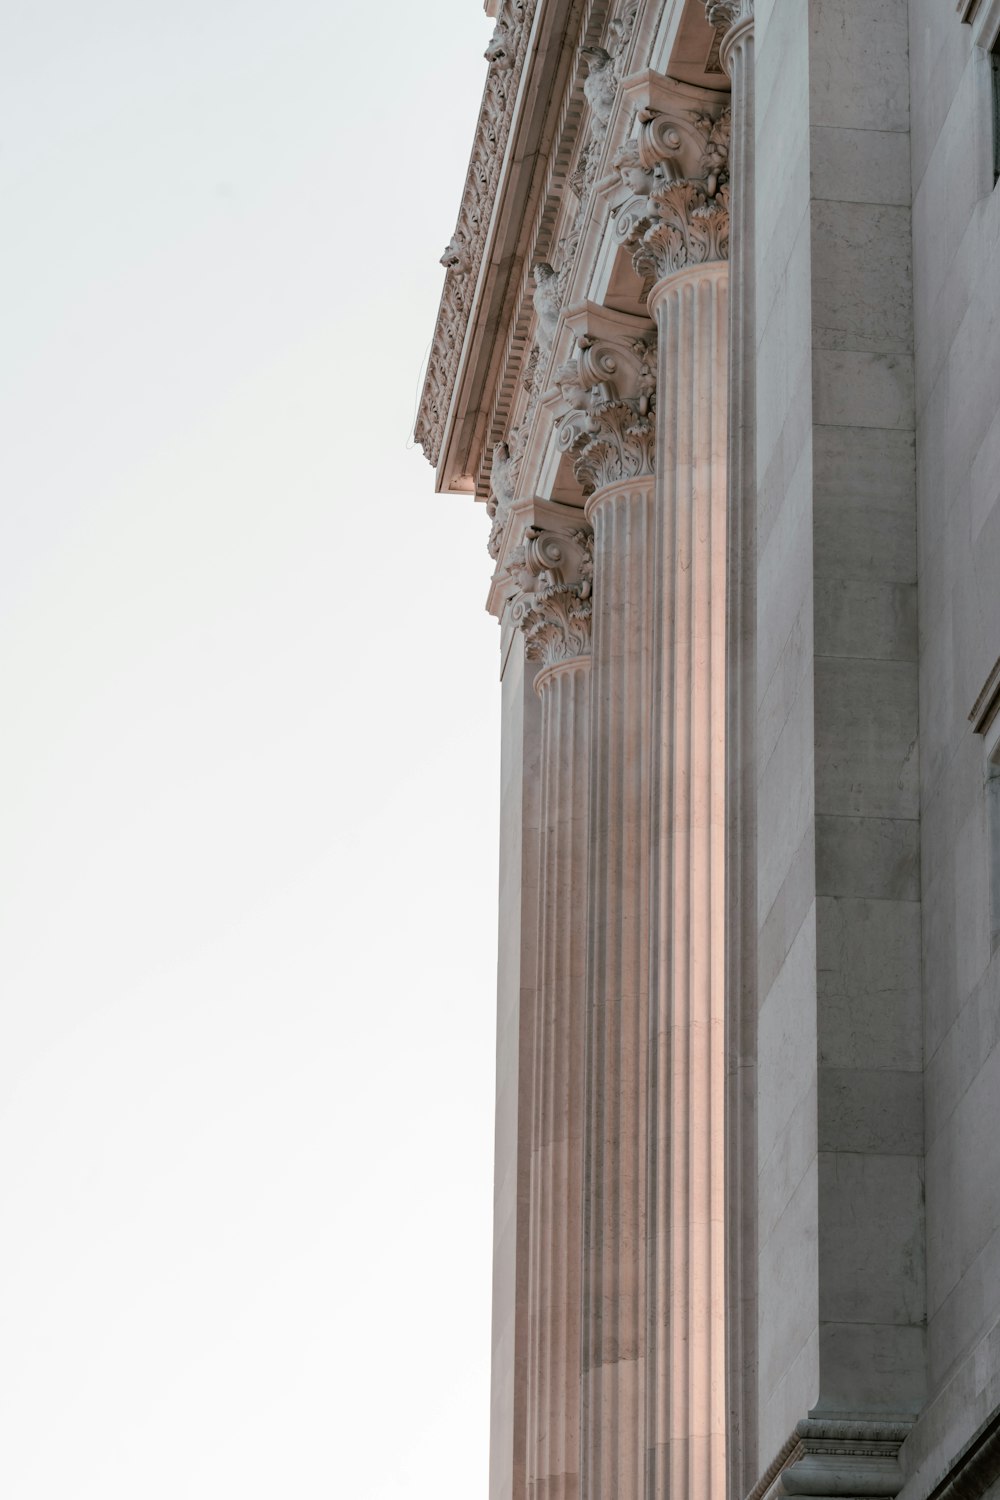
[582, 481, 656, 1500]
[647, 264, 729, 1500]
[528, 658, 591, 1500]
[722, 24, 759, 1497]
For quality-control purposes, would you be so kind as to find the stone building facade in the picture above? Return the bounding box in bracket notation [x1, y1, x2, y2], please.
[415, 0, 1000, 1497]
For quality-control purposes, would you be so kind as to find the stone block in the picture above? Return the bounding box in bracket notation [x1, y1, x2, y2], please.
[925, 958, 1000, 1150]
[927, 1218, 1000, 1392]
[813, 349, 914, 430]
[814, 579, 918, 662]
[818, 1067, 924, 1154]
[758, 447, 813, 696]
[811, 201, 913, 354]
[810, 125, 912, 206]
[758, 1162, 820, 1404]
[815, 813, 920, 901]
[817, 1320, 926, 1412]
[818, 1151, 925, 1325]
[808, 0, 910, 133]
[815, 895, 923, 1070]
[758, 909, 818, 1166]
[813, 425, 916, 582]
[970, 405, 1000, 545]
[759, 822, 815, 1000]
[758, 600, 811, 779]
[925, 1041, 1000, 1314]
[758, 673, 816, 922]
[814, 657, 919, 820]
[759, 1327, 820, 1476]
[759, 1079, 817, 1249]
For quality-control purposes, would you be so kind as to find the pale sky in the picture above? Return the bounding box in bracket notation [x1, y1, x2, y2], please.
[1, 4, 501, 1495]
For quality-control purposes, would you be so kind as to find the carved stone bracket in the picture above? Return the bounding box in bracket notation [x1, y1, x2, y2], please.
[551, 313, 657, 495]
[486, 437, 521, 560]
[508, 525, 594, 665]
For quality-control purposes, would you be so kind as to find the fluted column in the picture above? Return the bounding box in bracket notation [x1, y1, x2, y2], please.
[617, 99, 732, 1500]
[510, 525, 594, 1500]
[713, 5, 758, 1492]
[648, 259, 728, 1500]
[554, 317, 658, 1500]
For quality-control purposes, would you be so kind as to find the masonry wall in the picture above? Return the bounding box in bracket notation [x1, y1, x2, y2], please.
[899, 0, 1000, 1489]
[754, 0, 926, 1462]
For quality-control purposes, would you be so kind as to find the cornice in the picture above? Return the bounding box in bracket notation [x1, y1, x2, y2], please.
[414, 0, 544, 480]
[416, 0, 603, 494]
[416, 0, 639, 501]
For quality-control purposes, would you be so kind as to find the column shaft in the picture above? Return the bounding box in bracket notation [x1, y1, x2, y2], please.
[581, 477, 657, 1500]
[527, 656, 591, 1500]
[647, 263, 729, 1500]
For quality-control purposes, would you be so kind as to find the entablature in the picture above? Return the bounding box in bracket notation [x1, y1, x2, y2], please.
[416, 0, 731, 540]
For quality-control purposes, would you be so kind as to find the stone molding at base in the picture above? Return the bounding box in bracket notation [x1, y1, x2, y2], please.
[749, 1420, 915, 1500]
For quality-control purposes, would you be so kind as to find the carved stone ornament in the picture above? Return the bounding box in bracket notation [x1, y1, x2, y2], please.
[613, 104, 732, 283]
[415, 0, 537, 467]
[508, 526, 594, 665]
[568, 1, 640, 205]
[555, 330, 657, 496]
[486, 437, 522, 560]
[705, 0, 752, 33]
[532, 263, 563, 350]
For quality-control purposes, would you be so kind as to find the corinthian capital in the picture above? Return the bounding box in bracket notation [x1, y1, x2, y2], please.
[705, 0, 753, 34]
[552, 311, 657, 496]
[612, 94, 731, 283]
[509, 525, 594, 666]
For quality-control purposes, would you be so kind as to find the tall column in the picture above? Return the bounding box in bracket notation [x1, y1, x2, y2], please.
[621, 99, 732, 1500]
[555, 315, 658, 1500]
[509, 523, 594, 1500]
[711, 6, 758, 1492]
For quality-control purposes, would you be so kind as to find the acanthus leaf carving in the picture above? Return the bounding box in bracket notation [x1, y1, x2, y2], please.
[705, 0, 752, 34]
[508, 526, 594, 666]
[554, 332, 657, 497]
[613, 104, 731, 283]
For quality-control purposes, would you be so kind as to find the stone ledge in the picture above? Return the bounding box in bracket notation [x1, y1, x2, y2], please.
[750, 1419, 914, 1500]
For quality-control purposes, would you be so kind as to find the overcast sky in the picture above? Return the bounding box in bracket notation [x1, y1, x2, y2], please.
[1, 4, 502, 1494]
